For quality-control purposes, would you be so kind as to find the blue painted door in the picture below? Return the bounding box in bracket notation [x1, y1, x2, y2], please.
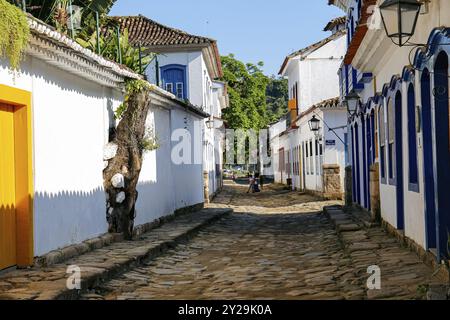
[421, 69, 437, 250]
[433, 52, 450, 259]
[161, 65, 186, 100]
[395, 92, 404, 230]
[355, 123, 361, 205]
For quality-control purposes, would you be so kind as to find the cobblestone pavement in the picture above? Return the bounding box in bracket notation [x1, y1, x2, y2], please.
[0, 208, 230, 300]
[87, 181, 446, 300]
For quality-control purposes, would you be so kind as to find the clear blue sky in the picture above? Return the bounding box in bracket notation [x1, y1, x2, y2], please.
[110, 0, 343, 76]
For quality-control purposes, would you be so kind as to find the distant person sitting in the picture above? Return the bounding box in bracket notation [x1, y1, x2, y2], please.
[253, 173, 261, 193]
[247, 173, 255, 194]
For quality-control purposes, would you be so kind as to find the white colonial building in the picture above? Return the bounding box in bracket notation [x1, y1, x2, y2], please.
[0, 15, 208, 271]
[114, 15, 227, 202]
[270, 18, 348, 199]
[332, 0, 450, 261]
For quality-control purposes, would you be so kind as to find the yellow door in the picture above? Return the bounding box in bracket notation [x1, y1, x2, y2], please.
[0, 104, 17, 270]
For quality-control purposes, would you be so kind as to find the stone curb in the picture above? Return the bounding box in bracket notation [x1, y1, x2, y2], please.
[323, 205, 450, 300]
[34, 203, 205, 268]
[54, 208, 232, 300]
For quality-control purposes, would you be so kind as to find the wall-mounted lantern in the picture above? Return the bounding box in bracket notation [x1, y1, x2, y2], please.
[379, 0, 422, 47]
[308, 115, 321, 132]
[344, 90, 360, 117]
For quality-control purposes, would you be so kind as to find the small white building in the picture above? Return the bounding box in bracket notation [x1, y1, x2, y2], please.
[0, 15, 208, 270]
[114, 15, 227, 202]
[270, 19, 348, 198]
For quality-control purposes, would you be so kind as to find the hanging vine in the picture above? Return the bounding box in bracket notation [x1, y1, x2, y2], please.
[0, 0, 30, 70]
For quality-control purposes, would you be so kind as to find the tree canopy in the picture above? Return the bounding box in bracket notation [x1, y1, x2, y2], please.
[220, 54, 288, 131]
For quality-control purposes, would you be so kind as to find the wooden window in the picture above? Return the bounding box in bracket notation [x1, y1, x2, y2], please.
[407, 84, 419, 190]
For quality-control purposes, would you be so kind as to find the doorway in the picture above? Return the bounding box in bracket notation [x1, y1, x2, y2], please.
[433, 51, 450, 258]
[0, 85, 33, 270]
[394, 91, 404, 230]
[0, 104, 17, 270]
[421, 69, 437, 250]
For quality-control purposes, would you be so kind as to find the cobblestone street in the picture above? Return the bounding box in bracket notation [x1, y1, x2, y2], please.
[85, 181, 446, 300]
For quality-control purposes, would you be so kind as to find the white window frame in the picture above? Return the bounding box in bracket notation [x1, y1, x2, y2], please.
[176, 82, 184, 99]
[165, 83, 173, 94]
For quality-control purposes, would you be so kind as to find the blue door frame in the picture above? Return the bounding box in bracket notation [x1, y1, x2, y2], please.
[421, 69, 437, 250]
[366, 114, 372, 211]
[394, 92, 405, 230]
[433, 51, 450, 259]
[361, 117, 368, 209]
[355, 123, 361, 205]
[351, 126, 357, 203]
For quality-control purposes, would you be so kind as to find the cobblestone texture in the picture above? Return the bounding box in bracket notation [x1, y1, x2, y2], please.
[82, 182, 446, 300]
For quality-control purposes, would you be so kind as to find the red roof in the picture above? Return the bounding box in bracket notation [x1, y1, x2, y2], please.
[110, 15, 223, 78]
[344, 0, 377, 65]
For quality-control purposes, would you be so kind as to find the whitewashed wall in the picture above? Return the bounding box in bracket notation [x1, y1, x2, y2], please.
[147, 51, 206, 109]
[0, 56, 119, 256]
[1, 53, 207, 258]
[135, 106, 177, 226]
[284, 35, 346, 114]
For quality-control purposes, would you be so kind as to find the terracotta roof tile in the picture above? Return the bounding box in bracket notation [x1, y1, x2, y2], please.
[344, 0, 377, 65]
[108, 15, 223, 78]
[110, 15, 215, 47]
[324, 16, 346, 31]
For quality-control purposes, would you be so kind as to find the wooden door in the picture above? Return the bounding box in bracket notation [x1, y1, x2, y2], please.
[0, 104, 17, 270]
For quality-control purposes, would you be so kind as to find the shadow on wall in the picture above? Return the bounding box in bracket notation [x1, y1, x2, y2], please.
[34, 188, 108, 257]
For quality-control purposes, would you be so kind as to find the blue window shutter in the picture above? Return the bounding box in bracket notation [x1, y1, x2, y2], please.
[407, 84, 419, 190]
[161, 64, 187, 99]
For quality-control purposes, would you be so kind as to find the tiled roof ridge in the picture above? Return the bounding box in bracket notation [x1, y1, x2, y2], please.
[110, 15, 217, 45]
[324, 16, 346, 31]
[294, 97, 342, 123]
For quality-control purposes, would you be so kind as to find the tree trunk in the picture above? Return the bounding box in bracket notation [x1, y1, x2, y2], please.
[103, 89, 151, 240]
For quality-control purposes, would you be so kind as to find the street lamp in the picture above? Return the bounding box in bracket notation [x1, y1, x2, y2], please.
[379, 0, 422, 47]
[308, 115, 321, 132]
[344, 90, 360, 117]
[206, 118, 215, 129]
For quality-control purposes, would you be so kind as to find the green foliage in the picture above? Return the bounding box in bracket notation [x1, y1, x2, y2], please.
[7, 0, 117, 30]
[266, 76, 289, 123]
[115, 79, 150, 120]
[0, 0, 30, 70]
[220, 54, 289, 130]
[76, 29, 154, 73]
[140, 127, 160, 153]
[220, 54, 270, 130]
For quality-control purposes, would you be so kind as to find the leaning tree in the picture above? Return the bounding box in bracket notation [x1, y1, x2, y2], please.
[103, 80, 159, 240]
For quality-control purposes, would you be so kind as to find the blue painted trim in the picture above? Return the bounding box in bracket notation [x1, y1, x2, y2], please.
[345, 65, 349, 96]
[402, 66, 415, 82]
[408, 183, 420, 193]
[413, 28, 450, 70]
